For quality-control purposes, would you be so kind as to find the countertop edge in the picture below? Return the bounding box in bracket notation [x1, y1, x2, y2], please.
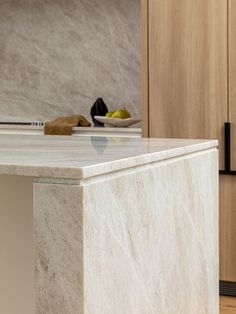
[0, 140, 218, 180]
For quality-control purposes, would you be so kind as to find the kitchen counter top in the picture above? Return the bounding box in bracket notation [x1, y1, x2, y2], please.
[0, 125, 142, 137]
[0, 134, 219, 313]
[0, 134, 217, 179]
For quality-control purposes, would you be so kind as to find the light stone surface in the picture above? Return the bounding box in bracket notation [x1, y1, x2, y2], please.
[34, 183, 84, 314]
[34, 147, 219, 313]
[0, 136, 218, 313]
[83, 149, 219, 313]
[0, 134, 217, 179]
[0, 0, 140, 122]
[0, 125, 142, 137]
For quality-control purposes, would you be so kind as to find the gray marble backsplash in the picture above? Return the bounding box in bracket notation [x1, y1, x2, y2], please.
[0, 0, 140, 123]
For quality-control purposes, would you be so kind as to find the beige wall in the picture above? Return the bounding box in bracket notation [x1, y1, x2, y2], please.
[0, 175, 34, 314]
[0, 0, 140, 122]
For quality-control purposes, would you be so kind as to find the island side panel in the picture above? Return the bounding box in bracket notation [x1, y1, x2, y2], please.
[83, 149, 219, 314]
[33, 182, 84, 314]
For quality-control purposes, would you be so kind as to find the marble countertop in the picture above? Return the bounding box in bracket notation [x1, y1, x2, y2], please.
[0, 125, 142, 138]
[0, 125, 141, 133]
[0, 134, 217, 179]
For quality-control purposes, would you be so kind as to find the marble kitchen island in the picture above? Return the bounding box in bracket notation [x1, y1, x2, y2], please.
[0, 135, 219, 314]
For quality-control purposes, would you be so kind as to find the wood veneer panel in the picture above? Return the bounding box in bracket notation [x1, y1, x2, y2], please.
[141, 0, 149, 137]
[220, 296, 236, 314]
[148, 0, 227, 168]
[220, 175, 236, 281]
[229, 0, 236, 169]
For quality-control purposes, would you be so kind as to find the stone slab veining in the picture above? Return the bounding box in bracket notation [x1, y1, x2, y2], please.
[0, 134, 217, 179]
[0, 134, 219, 314]
[0, 0, 140, 122]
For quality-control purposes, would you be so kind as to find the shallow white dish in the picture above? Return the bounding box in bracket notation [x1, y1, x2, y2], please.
[94, 116, 141, 127]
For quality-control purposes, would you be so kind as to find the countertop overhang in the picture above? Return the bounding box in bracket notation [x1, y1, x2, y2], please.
[0, 134, 218, 179]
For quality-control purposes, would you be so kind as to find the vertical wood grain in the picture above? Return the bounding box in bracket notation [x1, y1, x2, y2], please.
[148, 0, 227, 169]
[229, 0, 236, 169]
[220, 296, 236, 314]
[220, 175, 236, 281]
[220, 0, 236, 283]
[141, 0, 149, 137]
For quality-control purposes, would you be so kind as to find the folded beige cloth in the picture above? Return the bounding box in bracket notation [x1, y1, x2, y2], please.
[44, 115, 91, 136]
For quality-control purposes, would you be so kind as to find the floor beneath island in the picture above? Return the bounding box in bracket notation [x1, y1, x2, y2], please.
[221, 296, 236, 313]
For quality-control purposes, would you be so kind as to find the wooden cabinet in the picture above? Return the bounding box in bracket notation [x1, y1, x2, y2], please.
[142, 0, 236, 287]
[218, 0, 236, 283]
[220, 176, 236, 281]
[146, 0, 227, 168]
[229, 0, 236, 170]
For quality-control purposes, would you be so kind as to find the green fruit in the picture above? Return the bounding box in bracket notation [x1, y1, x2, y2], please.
[106, 111, 115, 117]
[111, 108, 131, 119]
